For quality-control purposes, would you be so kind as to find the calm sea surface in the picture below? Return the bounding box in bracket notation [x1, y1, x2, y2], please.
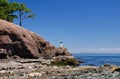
[72, 53, 120, 66]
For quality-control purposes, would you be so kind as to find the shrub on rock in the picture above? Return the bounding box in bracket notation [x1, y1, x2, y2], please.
[50, 56, 80, 66]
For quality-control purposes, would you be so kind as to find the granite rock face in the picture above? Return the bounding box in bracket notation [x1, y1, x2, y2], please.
[0, 19, 71, 58]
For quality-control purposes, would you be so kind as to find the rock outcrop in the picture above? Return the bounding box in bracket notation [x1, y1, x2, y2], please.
[0, 19, 71, 58]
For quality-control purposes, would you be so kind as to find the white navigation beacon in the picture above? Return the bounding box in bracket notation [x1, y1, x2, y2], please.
[60, 41, 63, 48]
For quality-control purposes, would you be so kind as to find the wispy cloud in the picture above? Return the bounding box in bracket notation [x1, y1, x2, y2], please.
[99, 48, 120, 52]
[78, 48, 120, 53]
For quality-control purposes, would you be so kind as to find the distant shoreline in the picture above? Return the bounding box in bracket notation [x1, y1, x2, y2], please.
[72, 53, 120, 56]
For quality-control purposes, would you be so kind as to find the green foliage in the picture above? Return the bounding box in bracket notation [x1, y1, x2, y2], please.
[0, 0, 34, 26]
[50, 57, 80, 67]
[13, 3, 34, 26]
[0, 0, 18, 22]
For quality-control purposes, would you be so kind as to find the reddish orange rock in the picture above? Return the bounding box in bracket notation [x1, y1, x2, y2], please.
[0, 19, 71, 58]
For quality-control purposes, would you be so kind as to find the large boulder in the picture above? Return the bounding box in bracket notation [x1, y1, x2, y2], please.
[0, 19, 71, 58]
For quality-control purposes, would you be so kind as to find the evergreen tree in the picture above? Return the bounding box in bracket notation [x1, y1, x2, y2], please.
[14, 3, 34, 26]
[0, 0, 34, 26]
[0, 0, 17, 22]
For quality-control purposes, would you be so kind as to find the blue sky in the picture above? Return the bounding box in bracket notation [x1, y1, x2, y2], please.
[10, 0, 120, 53]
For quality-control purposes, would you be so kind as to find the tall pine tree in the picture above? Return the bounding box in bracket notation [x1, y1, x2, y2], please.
[14, 3, 34, 26]
[0, 0, 34, 26]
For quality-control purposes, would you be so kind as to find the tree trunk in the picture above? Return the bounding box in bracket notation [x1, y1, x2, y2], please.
[19, 10, 22, 26]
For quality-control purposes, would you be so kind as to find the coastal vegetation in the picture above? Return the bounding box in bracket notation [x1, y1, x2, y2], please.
[50, 57, 80, 67]
[0, 0, 34, 26]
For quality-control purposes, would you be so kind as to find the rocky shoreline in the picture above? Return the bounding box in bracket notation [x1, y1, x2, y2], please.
[0, 58, 120, 79]
[0, 19, 120, 79]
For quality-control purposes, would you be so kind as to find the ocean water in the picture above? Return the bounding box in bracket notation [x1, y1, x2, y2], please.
[72, 53, 120, 66]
